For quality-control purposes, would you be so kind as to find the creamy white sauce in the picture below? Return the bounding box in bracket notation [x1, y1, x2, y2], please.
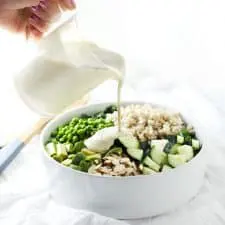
[84, 127, 119, 152]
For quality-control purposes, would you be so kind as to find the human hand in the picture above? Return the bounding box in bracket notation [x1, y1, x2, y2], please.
[0, 0, 76, 39]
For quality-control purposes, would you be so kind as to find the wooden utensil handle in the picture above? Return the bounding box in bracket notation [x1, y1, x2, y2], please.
[20, 95, 89, 144]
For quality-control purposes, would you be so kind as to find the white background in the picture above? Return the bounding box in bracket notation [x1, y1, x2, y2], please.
[0, 0, 225, 142]
[1, 1, 225, 224]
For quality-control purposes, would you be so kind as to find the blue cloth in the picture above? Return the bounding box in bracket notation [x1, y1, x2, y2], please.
[0, 139, 24, 172]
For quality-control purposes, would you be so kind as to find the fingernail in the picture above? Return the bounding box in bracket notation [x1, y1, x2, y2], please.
[65, 0, 76, 9]
[31, 5, 41, 12]
[39, 1, 47, 10]
[30, 14, 41, 22]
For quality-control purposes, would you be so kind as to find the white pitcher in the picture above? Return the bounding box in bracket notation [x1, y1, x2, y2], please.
[14, 16, 125, 117]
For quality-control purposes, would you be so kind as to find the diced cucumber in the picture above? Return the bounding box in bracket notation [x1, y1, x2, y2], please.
[150, 148, 168, 165]
[162, 165, 172, 172]
[127, 148, 143, 161]
[170, 144, 181, 154]
[45, 143, 56, 156]
[151, 139, 169, 152]
[143, 166, 156, 175]
[62, 159, 72, 166]
[168, 154, 186, 168]
[192, 139, 201, 150]
[56, 144, 68, 162]
[65, 143, 73, 153]
[143, 156, 160, 172]
[119, 134, 139, 149]
[177, 135, 184, 144]
[86, 154, 101, 161]
[177, 145, 194, 161]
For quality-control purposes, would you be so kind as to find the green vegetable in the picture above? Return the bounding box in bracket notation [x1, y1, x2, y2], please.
[192, 139, 201, 150]
[179, 128, 193, 144]
[81, 149, 96, 155]
[79, 160, 92, 172]
[69, 164, 81, 170]
[166, 135, 177, 145]
[177, 145, 194, 161]
[72, 152, 86, 165]
[72, 136, 79, 143]
[170, 144, 181, 154]
[162, 165, 172, 172]
[62, 159, 72, 166]
[73, 141, 85, 152]
[151, 139, 169, 152]
[68, 154, 76, 160]
[105, 147, 123, 157]
[86, 154, 101, 161]
[150, 148, 168, 166]
[45, 143, 56, 156]
[127, 148, 143, 161]
[177, 135, 184, 144]
[119, 134, 139, 149]
[65, 143, 73, 153]
[143, 156, 160, 172]
[55, 144, 68, 162]
[143, 166, 156, 175]
[168, 154, 186, 168]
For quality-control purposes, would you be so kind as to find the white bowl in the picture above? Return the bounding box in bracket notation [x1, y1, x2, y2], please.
[40, 102, 206, 219]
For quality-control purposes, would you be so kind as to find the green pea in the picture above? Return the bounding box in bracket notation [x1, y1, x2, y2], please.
[69, 127, 73, 132]
[72, 117, 79, 123]
[72, 136, 79, 143]
[58, 130, 64, 135]
[87, 118, 93, 123]
[100, 118, 106, 123]
[59, 137, 65, 143]
[67, 133, 72, 140]
[97, 124, 105, 130]
[80, 124, 86, 129]
[78, 129, 85, 135]
[85, 125, 91, 131]
[65, 130, 70, 135]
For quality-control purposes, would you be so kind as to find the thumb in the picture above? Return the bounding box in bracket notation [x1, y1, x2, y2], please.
[0, 0, 40, 10]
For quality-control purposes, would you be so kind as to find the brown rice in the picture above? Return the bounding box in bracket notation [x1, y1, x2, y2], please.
[107, 104, 186, 141]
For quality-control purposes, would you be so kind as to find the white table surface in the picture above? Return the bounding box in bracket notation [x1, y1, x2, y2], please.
[1, 0, 225, 224]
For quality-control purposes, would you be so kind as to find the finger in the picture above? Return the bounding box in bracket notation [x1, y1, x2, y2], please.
[28, 14, 48, 33]
[29, 25, 43, 40]
[58, 0, 76, 10]
[31, 1, 60, 22]
[0, 0, 40, 10]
